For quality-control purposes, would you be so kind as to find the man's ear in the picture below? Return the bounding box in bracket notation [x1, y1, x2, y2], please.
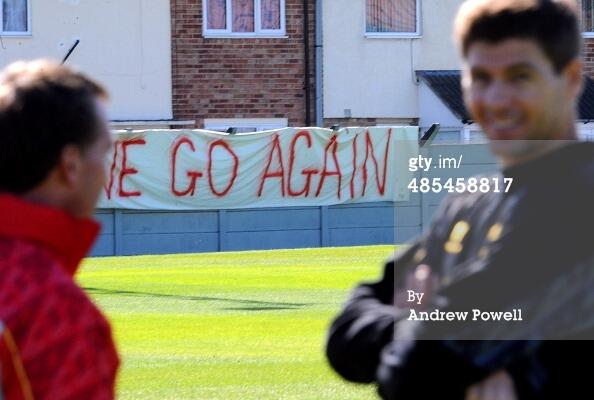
[57, 144, 83, 187]
[563, 59, 583, 99]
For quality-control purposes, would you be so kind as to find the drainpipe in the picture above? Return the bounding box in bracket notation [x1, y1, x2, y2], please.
[303, 0, 311, 126]
[315, 0, 323, 127]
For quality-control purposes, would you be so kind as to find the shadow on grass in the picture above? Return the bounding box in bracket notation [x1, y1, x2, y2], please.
[222, 306, 301, 311]
[83, 287, 311, 309]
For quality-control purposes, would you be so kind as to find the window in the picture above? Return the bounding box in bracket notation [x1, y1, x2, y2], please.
[582, 0, 594, 34]
[1, 0, 29, 35]
[204, 118, 288, 133]
[365, 0, 420, 37]
[203, 0, 285, 37]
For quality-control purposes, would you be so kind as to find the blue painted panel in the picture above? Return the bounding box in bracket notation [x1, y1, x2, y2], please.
[226, 230, 320, 251]
[398, 190, 422, 206]
[331, 201, 393, 209]
[330, 227, 394, 246]
[226, 208, 320, 231]
[395, 207, 420, 226]
[121, 233, 219, 255]
[90, 234, 115, 256]
[396, 227, 421, 243]
[94, 210, 114, 234]
[121, 211, 219, 234]
[328, 206, 394, 229]
[320, 206, 329, 247]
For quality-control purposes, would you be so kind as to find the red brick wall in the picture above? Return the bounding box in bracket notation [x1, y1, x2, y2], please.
[171, 0, 316, 128]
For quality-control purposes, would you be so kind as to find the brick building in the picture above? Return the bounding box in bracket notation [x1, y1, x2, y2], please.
[171, 0, 316, 131]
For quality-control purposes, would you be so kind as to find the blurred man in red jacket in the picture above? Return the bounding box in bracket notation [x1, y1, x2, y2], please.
[0, 60, 119, 399]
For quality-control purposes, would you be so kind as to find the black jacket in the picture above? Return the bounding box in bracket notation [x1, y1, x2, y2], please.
[326, 142, 594, 399]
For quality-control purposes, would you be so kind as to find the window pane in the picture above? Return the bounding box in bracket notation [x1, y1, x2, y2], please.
[2, 0, 27, 32]
[232, 0, 254, 32]
[207, 0, 226, 30]
[261, 0, 280, 30]
[581, 0, 594, 32]
[366, 0, 417, 33]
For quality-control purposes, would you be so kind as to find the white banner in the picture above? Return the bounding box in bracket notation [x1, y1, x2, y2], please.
[98, 127, 418, 210]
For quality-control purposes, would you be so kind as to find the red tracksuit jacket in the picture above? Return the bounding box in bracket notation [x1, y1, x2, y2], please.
[0, 194, 119, 399]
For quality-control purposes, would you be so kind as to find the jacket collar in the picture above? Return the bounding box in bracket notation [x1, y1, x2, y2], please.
[0, 194, 100, 276]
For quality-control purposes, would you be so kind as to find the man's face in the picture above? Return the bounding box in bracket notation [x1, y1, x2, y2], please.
[462, 39, 581, 163]
[69, 100, 112, 219]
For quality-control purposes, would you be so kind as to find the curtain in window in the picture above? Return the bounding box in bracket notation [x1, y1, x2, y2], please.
[2, 0, 27, 32]
[207, 0, 226, 29]
[366, 0, 416, 33]
[232, 0, 254, 32]
[581, 0, 594, 32]
[261, 0, 280, 30]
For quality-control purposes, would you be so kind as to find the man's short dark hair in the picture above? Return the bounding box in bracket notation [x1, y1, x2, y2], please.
[455, 0, 581, 73]
[0, 59, 108, 193]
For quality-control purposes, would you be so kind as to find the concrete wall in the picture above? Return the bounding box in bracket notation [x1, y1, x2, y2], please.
[90, 143, 498, 256]
[0, 0, 172, 121]
[322, 0, 463, 120]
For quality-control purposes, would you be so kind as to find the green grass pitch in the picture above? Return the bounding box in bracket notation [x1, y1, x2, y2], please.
[77, 245, 396, 399]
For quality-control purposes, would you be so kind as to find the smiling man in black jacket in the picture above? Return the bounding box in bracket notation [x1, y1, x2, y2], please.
[326, 0, 594, 398]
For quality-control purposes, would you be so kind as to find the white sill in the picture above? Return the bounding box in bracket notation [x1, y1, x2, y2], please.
[0, 32, 32, 37]
[365, 33, 422, 39]
[583, 32, 594, 38]
[203, 33, 288, 39]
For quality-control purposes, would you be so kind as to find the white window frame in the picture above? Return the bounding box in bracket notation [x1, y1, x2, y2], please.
[202, 0, 286, 38]
[0, 0, 31, 36]
[364, 0, 421, 39]
[204, 118, 288, 133]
